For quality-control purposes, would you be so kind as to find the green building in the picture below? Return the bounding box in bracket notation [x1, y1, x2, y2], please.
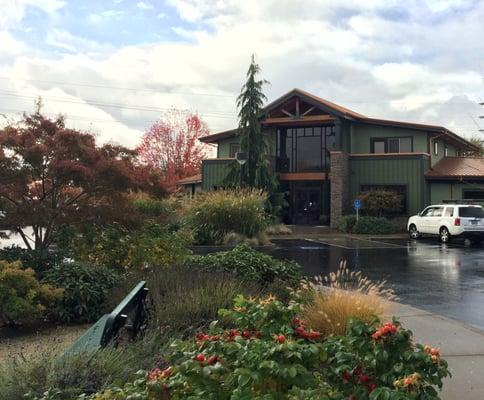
[180, 89, 484, 227]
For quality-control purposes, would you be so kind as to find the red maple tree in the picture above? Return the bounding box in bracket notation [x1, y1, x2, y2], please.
[0, 110, 166, 254]
[137, 109, 210, 190]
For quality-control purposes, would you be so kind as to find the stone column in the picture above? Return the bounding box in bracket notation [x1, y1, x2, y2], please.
[330, 151, 350, 229]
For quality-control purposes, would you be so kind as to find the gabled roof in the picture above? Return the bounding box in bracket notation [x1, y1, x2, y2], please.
[425, 157, 484, 180]
[200, 88, 478, 151]
[177, 174, 202, 185]
[263, 88, 367, 119]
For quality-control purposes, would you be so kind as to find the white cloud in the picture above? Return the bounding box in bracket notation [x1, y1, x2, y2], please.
[1, 0, 484, 148]
[136, 1, 154, 10]
[0, 0, 65, 28]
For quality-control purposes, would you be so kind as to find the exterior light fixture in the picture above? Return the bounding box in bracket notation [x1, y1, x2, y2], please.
[235, 152, 248, 165]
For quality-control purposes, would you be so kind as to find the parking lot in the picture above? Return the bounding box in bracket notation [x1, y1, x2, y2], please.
[268, 237, 484, 330]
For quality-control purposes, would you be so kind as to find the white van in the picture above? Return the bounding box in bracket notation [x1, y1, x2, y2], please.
[407, 204, 484, 243]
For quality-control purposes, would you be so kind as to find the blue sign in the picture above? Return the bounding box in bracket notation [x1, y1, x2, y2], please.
[354, 199, 361, 210]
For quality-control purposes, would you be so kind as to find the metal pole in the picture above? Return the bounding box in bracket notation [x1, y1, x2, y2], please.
[240, 163, 243, 188]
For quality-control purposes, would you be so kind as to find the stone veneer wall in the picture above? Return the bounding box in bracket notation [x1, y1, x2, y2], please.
[330, 151, 350, 228]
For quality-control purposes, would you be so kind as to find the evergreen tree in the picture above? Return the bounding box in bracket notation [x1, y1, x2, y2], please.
[237, 54, 270, 187]
[225, 55, 285, 215]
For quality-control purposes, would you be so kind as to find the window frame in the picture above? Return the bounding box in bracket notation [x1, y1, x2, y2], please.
[370, 136, 414, 154]
[433, 140, 439, 156]
[229, 143, 240, 158]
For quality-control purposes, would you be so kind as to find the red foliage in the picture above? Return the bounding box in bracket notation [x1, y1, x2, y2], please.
[0, 111, 166, 252]
[136, 109, 210, 191]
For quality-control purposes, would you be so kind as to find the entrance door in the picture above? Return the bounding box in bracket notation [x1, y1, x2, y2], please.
[294, 184, 321, 225]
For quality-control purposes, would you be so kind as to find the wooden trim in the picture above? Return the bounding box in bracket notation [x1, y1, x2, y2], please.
[261, 115, 335, 126]
[302, 106, 315, 116]
[279, 172, 327, 181]
[350, 152, 430, 157]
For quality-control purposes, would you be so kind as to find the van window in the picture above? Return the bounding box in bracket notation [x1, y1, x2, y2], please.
[444, 207, 454, 217]
[421, 207, 435, 217]
[432, 207, 444, 217]
[459, 207, 484, 218]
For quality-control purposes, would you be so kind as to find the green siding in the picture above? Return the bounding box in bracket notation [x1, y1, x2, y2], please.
[349, 155, 431, 215]
[430, 182, 484, 206]
[218, 137, 240, 158]
[430, 139, 460, 166]
[350, 124, 429, 154]
[202, 159, 233, 190]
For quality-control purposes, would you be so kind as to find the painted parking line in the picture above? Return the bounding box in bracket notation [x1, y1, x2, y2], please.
[307, 238, 408, 250]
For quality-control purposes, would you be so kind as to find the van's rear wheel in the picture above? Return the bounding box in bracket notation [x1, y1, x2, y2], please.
[409, 224, 420, 239]
[439, 227, 451, 243]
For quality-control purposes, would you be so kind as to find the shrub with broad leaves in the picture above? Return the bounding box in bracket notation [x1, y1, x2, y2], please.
[73, 294, 449, 400]
[184, 244, 301, 285]
[43, 261, 118, 323]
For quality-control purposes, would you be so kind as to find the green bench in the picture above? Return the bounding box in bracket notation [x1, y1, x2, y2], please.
[64, 281, 149, 356]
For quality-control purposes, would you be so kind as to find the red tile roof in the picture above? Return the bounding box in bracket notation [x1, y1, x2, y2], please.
[425, 157, 484, 179]
[177, 174, 202, 185]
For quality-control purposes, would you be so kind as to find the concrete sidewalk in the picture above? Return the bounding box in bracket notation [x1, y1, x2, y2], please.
[389, 302, 484, 399]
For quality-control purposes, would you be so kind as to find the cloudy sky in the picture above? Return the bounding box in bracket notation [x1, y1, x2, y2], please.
[0, 0, 483, 148]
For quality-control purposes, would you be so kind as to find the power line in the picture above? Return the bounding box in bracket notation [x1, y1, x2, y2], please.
[0, 77, 238, 98]
[0, 107, 232, 132]
[0, 90, 238, 119]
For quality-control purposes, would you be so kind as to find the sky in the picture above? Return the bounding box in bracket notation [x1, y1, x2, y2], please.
[0, 0, 483, 148]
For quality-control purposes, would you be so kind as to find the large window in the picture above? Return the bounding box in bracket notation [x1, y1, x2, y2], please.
[371, 137, 413, 154]
[463, 190, 484, 201]
[359, 184, 407, 214]
[276, 126, 336, 172]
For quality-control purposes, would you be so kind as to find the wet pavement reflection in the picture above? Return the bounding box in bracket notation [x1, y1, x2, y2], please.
[193, 237, 484, 329]
[266, 238, 484, 330]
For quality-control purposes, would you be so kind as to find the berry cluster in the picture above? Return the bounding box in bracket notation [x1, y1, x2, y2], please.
[371, 322, 398, 341]
[292, 318, 322, 340]
[342, 366, 378, 394]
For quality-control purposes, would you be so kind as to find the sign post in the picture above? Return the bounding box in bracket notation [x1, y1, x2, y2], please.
[354, 199, 361, 222]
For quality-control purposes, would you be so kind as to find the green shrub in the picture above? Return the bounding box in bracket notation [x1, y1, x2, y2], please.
[131, 195, 180, 226]
[68, 223, 190, 270]
[0, 246, 66, 277]
[77, 295, 450, 400]
[182, 189, 268, 245]
[356, 190, 403, 217]
[0, 260, 63, 326]
[184, 244, 301, 285]
[339, 215, 394, 234]
[43, 262, 118, 323]
[124, 223, 190, 269]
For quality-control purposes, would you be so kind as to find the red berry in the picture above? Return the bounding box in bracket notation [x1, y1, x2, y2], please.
[194, 354, 205, 362]
[242, 330, 251, 339]
[277, 335, 286, 343]
[207, 355, 219, 365]
[368, 383, 377, 392]
[358, 374, 370, 383]
[253, 331, 261, 338]
[341, 370, 351, 381]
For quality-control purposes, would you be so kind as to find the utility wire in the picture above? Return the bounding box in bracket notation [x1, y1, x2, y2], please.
[0, 77, 238, 98]
[0, 90, 237, 119]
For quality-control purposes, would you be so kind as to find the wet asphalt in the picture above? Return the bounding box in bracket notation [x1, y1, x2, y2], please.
[266, 238, 484, 331]
[193, 237, 484, 330]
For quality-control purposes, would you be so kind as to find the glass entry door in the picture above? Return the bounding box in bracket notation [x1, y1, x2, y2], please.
[293, 183, 321, 225]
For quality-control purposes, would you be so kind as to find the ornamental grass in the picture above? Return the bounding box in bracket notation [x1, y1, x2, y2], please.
[299, 261, 397, 337]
